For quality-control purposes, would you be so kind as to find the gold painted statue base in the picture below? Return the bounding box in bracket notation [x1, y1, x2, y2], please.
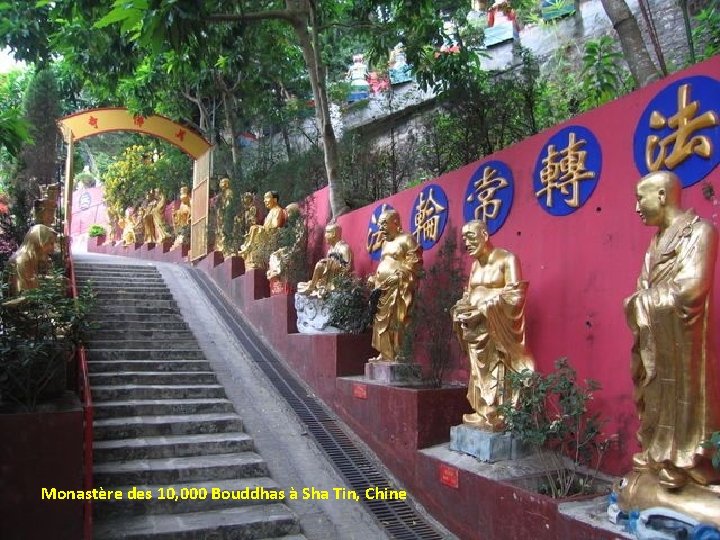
[615, 469, 720, 527]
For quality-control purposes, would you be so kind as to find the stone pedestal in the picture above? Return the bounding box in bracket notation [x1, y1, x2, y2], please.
[449, 424, 529, 462]
[364, 360, 421, 384]
[295, 294, 341, 334]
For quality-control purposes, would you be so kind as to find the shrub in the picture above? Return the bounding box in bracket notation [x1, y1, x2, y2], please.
[87, 224, 106, 238]
[499, 358, 614, 498]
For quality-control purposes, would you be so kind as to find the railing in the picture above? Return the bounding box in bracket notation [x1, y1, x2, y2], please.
[67, 252, 93, 540]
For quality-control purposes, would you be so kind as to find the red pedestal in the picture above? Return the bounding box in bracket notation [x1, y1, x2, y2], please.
[0, 394, 84, 540]
[334, 379, 470, 484]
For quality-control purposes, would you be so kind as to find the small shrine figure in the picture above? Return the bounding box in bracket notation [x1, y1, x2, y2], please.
[450, 220, 534, 431]
[616, 171, 720, 526]
[152, 188, 172, 243]
[346, 54, 370, 102]
[388, 43, 412, 85]
[239, 191, 287, 269]
[297, 223, 353, 298]
[119, 207, 137, 246]
[6, 224, 57, 296]
[367, 209, 422, 362]
[214, 177, 234, 254]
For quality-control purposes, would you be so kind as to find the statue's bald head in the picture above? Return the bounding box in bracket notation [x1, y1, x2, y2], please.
[637, 171, 681, 207]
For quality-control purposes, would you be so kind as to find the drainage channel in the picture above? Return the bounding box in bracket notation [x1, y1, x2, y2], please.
[187, 268, 446, 540]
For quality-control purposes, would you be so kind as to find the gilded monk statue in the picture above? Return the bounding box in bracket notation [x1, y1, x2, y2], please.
[617, 170, 720, 525]
[239, 191, 287, 269]
[214, 177, 233, 254]
[451, 220, 534, 431]
[7, 224, 57, 296]
[368, 209, 422, 362]
[297, 223, 353, 297]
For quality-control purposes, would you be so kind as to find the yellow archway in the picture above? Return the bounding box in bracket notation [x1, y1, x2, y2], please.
[58, 107, 212, 260]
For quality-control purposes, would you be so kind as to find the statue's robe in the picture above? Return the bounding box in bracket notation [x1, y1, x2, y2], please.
[625, 210, 720, 472]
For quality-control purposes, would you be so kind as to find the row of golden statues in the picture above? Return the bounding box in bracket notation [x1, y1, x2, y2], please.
[107, 186, 191, 248]
[7, 170, 718, 524]
[296, 171, 720, 525]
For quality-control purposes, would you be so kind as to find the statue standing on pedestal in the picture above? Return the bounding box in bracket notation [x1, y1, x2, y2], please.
[617, 171, 720, 525]
[152, 188, 171, 243]
[6, 224, 57, 296]
[140, 190, 157, 244]
[297, 223, 353, 297]
[214, 177, 233, 254]
[368, 209, 422, 362]
[239, 191, 287, 269]
[450, 220, 534, 432]
[120, 207, 137, 246]
[172, 186, 191, 248]
[267, 203, 306, 283]
[33, 183, 59, 227]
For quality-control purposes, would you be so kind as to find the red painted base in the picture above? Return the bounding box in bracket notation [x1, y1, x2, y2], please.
[0, 393, 84, 539]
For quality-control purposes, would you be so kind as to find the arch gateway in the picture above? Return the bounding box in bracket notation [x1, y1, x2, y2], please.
[57, 107, 212, 260]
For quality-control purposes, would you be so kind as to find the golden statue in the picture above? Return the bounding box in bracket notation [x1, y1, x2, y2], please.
[140, 190, 157, 244]
[6, 224, 57, 296]
[214, 177, 233, 254]
[450, 220, 534, 432]
[617, 170, 720, 526]
[119, 207, 137, 246]
[173, 186, 192, 230]
[171, 186, 192, 248]
[267, 203, 306, 282]
[367, 209, 422, 362]
[239, 191, 287, 269]
[297, 223, 353, 297]
[105, 205, 120, 245]
[152, 188, 171, 243]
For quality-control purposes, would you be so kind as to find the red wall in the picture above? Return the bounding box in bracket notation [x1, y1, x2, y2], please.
[304, 57, 720, 474]
[71, 187, 108, 235]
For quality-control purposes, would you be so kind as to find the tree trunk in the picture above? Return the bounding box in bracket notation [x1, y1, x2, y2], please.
[289, 6, 344, 220]
[600, 0, 661, 87]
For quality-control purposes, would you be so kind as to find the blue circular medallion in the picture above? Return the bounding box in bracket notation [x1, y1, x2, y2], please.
[409, 183, 449, 251]
[79, 191, 92, 210]
[533, 125, 602, 216]
[463, 160, 513, 234]
[634, 75, 720, 188]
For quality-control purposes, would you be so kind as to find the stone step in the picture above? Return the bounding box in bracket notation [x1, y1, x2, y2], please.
[90, 315, 186, 326]
[76, 279, 166, 288]
[84, 339, 200, 350]
[75, 271, 162, 280]
[94, 290, 175, 301]
[94, 413, 243, 441]
[89, 305, 180, 316]
[90, 321, 190, 332]
[89, 329, 196, 341]
[94, 398, 235, 419]
[89, 299, 178, 309]
[92, 503, 301, 539]
[93, 452, 269, 485]
[92, 384, 227, 401]
[90, 371, 218, 386]
[93, 432, 254, 461]
[87, 350, 206, 361]
[74, 263, 157, 271]
[89, 360, 211, 374]
[93, 477, 283, 518]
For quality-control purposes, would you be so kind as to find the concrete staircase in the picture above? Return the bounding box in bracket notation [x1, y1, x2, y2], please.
[75, 261, 305, 540]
